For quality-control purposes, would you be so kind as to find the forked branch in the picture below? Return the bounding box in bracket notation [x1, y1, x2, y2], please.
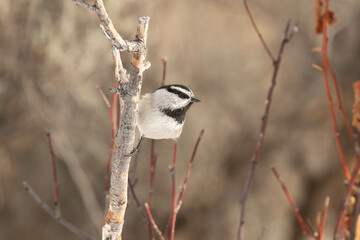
[23, 181, 96, 240]
[237, 18, 296, 240]
[72, 1, 151, 239]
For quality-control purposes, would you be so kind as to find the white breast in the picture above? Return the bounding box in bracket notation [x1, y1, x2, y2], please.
[137, 94, 184, 140]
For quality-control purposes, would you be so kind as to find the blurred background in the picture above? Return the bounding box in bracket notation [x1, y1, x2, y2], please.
[1, 0, 360, 239]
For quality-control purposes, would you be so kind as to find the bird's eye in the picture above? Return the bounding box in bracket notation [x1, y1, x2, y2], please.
[167, 87, 190, 99]
[176, 92, 190, 99]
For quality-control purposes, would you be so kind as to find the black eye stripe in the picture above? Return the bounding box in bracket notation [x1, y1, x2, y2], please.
[158, 84, 192, 99]
[168, 88, 190, 99]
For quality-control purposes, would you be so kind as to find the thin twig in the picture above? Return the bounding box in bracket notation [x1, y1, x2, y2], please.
[327, 60, 355, 143]
[176, 129, 205, 213]
[237, 19, 296, 240]
[161, 57, 168, 87]
[164, 130, 205, 237]
[317, 197, 330, 240]
[148, 140, 157, 240]
[270, 166, 314, 237]
[96, 85, 111, 108]
[105, 92, 116, 192]
[320, 0, 351, 181]
[23, 181, 96, 240]
[145, 203, 166, 240]
[147, 57, 168, 240]
[242, 0, 275, 62]
[72, 0, 96, 11]
[170, 142, 178, 240]
[46, 130, 61, 218]
[73, 0, 140, 52]
[128, 180, 148, 222]
[334, 141, 360, 239]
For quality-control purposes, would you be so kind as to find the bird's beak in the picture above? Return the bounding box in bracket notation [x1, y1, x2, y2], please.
[191, 97, 201, 103]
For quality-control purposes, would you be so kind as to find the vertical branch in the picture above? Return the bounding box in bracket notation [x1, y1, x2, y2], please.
[148, 140, 157, 240]
[161, 57, 168, 87]
[317, 197, 330, 240]
[352, 82, 360, 132]
[327, 63, 355, 143]
[334, 137, 360, 239]
[320, 0, 351, 181]
[46, 130, 61, 218]
[147, 57, 168, 239]
[237, 19, 295, 240]
[104, 16, 150, 240]
[176, 129, 205, 213]
[105, 93, 116, 192]
[164, 130, 205, 237]
[72, 1, 151, 239]
[170, 142, 178, 240]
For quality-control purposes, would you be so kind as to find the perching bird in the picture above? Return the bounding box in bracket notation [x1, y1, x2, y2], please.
[130, 84, 200, 155]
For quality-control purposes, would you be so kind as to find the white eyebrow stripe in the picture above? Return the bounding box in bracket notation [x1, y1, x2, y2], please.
[170, 86, 193, 96]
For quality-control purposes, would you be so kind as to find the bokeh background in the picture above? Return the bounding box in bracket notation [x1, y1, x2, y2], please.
[1, 0, 360, 239]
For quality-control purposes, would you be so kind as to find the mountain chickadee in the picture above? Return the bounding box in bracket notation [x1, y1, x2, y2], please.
[130, 84, 200, 155]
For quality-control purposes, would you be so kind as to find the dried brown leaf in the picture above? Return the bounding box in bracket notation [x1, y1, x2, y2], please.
[352, 81, 360, 131]
[314, 0, 323, 34]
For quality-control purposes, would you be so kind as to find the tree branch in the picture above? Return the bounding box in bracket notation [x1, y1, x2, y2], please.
[46, 130, 61, 218]
[73, 1, 151, 239]
[237, 19, 296, 240]
[320, 0, 351, 181]
[170, 142, 178, 240]
[270, 166, 314, 238]
[145, 203, 166, 240]
[242, 0, 275, 62]
[23, 181, 96, 240]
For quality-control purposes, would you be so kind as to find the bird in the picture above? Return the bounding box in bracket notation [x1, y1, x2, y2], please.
[130, 84, 200, 155]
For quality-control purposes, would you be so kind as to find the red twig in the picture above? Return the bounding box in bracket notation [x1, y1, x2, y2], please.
[161, 57, 167, 87]
[320, 0, 351, 181]
[105, 92, 116, 191]
[148, 140, 157, 240]
[318, 197, 330, 240]
[176, 129, 204, 213]
[170, 141, 177, 240]
[237, 19, 295, 240]
[96, 85, 111, 108]
[46, 130, 61, 218]
[327, 62, 355, 143]
[145, 203, 166, 240]
[271, 166, 314, 237]
[164, 129, 205, 237]
[243, 0, 275, 62]
[334, 142, 360, 239]
[116, 94, 121, 131]
[147, 57, 168, 239]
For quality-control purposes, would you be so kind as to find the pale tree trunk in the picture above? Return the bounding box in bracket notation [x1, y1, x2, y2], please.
[72, 1, 151, 239]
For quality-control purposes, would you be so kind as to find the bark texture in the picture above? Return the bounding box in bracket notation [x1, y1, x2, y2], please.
[72, 1, 150, 239]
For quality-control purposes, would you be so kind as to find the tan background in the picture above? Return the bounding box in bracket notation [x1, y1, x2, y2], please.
[1, 0, 360, 239]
